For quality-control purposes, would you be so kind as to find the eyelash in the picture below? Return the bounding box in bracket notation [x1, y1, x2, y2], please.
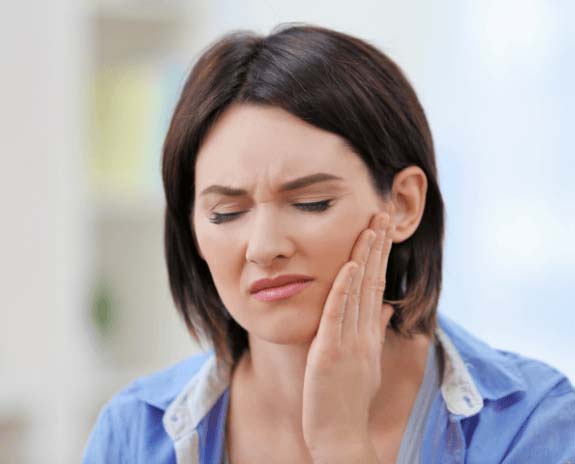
[208, 200, 333, 225]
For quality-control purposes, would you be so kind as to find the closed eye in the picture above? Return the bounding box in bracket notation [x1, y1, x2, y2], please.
[208, 200, 333, 225]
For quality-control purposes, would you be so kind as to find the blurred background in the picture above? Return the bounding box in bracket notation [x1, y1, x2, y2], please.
[1, 0, 573, 462]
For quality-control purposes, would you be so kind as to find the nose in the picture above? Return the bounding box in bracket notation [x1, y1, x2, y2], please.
[245, 205, 295, 267]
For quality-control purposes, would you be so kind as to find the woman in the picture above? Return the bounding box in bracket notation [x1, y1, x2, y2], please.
[83, 24, 575, 463]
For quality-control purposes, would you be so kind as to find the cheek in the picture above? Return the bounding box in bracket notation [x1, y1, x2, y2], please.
[321, 205, 367, 256]
[304, 208, 368, 292]
[193, 221, 236, 291]
[193, 210, 227, 257]
[196, 229, 235, 280]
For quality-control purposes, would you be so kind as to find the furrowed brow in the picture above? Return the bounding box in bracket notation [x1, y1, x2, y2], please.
[199, 173, 344, 197]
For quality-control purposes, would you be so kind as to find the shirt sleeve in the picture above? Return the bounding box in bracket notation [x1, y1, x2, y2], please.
[502, 377, 575, 463]
[82, 403, 126, 464]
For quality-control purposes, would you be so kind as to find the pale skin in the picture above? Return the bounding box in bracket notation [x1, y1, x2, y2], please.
[193, 103, 431, 463]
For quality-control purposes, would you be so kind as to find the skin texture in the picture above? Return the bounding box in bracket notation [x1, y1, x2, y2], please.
[193, 103, 431, 463]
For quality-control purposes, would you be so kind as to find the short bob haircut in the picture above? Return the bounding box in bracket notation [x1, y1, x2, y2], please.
[162, 23, 445, 369]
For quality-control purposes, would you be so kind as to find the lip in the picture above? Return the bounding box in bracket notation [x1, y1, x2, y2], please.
[249, 274, 314, 294]
[251, 280, 313, 302]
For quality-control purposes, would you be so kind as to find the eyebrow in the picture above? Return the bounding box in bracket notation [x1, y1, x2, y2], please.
[199, 172, 345, 197]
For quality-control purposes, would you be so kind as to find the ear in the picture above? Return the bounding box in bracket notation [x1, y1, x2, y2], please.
[387, 166, 428, 244]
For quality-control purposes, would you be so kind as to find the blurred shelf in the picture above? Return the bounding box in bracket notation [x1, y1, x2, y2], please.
[91, 2, 190, 24]
[86, 1, 189, 199]
[87, 1, 193, 67]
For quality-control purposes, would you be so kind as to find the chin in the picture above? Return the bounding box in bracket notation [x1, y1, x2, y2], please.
[252, 315, 320, 345]
[266, 332, 316, 345]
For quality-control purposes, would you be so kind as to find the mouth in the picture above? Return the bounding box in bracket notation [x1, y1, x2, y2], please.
[250, 280, 313, 302]
[248, 274, 314, 294]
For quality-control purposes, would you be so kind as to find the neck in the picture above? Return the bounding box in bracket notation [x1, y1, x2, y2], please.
[230, 328, 433, 442]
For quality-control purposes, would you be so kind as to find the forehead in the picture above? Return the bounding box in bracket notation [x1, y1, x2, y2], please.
[194, 104, 363, 190]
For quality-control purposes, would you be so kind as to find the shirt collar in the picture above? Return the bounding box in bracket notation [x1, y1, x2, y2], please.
[133, 311, 529, 436]
[162, 353, 231, 441]
[131, 351, 216, 411]
[436, 312, 528, 417]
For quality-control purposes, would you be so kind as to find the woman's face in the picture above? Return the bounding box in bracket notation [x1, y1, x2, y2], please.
[193, 104, 388, 345]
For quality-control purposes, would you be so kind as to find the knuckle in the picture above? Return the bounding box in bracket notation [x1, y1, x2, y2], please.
[325, 308, 343, 322]
[364, 276, 382, 293]
[366, 280, 378, 293]
[340, 285, 351, 297]
[372, 240, 385, 253]
[348, 291, 360, 307]
[375, 276, 386, 292]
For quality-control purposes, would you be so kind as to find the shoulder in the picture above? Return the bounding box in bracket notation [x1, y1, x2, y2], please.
[82, 351, 213, 463]
[438, 312, 573, 407]
[437, 314, 575, 461]
[467, 355, 575, 463]
[495, 351, 575, 462]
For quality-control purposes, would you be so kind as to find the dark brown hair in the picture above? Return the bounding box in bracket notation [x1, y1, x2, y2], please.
[162, 23, 445, 369]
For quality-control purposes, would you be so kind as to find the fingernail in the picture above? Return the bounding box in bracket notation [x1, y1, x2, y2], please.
[367, 230, 376, 246]
[349, 265, 358, 280]
[379, 214, 388, 230]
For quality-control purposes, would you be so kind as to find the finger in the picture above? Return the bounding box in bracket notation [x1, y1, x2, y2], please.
[342, 229, 375, 344]
[371, 220, 395, 337]
[358, 213, 388, 336]
[316, 262, 358, 349]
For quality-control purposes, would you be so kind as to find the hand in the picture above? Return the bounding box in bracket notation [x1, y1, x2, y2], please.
[302, 209, 396, 459]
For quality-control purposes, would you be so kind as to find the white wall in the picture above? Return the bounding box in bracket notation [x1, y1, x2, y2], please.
[0, 2, 92, 462]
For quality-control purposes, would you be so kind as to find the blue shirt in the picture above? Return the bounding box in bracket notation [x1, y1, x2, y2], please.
[82, 313, 575, 463]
